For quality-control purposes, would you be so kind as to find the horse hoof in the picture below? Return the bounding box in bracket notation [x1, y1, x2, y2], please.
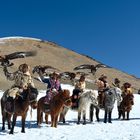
[83, 122, 86, 125]
[90, 119, 93, 122]
[104, 121, 107, 123]
[108, 121, 112, 123]
[2, 127, 5, 131]
[77, 122, 80, 125]
[9, 131, 13, 134]
[21, 131, 25, 133]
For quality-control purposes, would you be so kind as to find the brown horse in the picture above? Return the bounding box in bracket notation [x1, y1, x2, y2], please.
[118, 94, 134, 120]
[1, 87, 38, 134]
[37, 89, 72, 128]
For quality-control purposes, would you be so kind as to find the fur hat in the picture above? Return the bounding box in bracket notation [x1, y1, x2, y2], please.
[123, 82, 131, 88]
[114, 78, 120, 84]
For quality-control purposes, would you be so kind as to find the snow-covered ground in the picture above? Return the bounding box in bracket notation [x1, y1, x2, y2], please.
[0, 84, 140, 140]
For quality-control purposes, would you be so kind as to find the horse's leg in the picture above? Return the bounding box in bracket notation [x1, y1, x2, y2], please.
[2, 111, 6, 130]
[95, 107, 100, 122]
[118, 106, 122, 119]
[54, 115, 59, 128]
[51, 115, 55, 127]
[45, 114, 48, 124]
[122, 111, 125, 120]
[59, 113, 65, 123]
[40, 112, 43, 124]
[59, 107, 69, 123]
[21, 113, 27, 133]
[108, 111, 112, 123]
[118, 110, 122, 119]
[83, 110, 86, 125]
[126, 111, 130, 120]
[104, 109, 107, 123]
[89, 104, 94, 122]
[77, 112, 81, 124]
[7, 113, 12, 129]
[37, 107, 42, 126]
[9, 114, 17, 134]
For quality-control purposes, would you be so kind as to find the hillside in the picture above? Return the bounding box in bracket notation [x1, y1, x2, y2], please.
[0, 36, 140, 92]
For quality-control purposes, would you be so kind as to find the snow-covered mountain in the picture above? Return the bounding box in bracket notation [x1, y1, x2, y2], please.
[0, 36, 140, 92]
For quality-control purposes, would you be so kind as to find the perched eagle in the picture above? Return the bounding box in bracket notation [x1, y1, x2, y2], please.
[0, 51, 37, 67]
[73, 64, 110, 75]
[60, 72, 76, 80]
[60, 71, 88, 80]
[32, 65, 59, 75]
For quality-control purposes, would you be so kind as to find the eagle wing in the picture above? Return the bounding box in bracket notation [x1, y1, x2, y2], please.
[73, 64, 92, 71]
[95, 63, 110, 68]
[5, 51, 37, 60]
[32, 65, 59, 75]
[60, 72, 76, 80]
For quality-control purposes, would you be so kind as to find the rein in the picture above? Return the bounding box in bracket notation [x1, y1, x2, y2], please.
[64, 98, 71, 103]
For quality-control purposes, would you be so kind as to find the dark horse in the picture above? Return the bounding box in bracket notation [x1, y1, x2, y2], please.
[118, 94, 134, 120]
[1, 86, 38, 134]
[37, 89, 72, 128]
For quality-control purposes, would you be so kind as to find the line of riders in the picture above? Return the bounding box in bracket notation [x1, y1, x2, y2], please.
[2, 63, 133, 113]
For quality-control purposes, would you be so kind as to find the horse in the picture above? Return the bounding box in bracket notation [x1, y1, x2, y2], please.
[90, 87, 122, 123]
[1, 86, 38, 134]
[118, 93, 134, 120]
[37, 89, 72, 128]
[59, 90, 98, 125]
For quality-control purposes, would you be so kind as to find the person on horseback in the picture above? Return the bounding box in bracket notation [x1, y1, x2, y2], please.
[39, 71, 62, 103]
[72, 75, 86, 108]
[95, 74, 110, 108]
[121, 82, 133, 98]
[3, 63, 35, 112]
[112, 78, 121, 88]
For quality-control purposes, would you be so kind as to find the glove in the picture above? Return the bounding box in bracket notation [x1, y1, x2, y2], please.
[52, 88, 57, 92]
[19, 88, 23, 93]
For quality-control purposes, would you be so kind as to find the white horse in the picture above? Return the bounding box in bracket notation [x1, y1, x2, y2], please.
[59, 90, 98, 125]
[90, 87, 122, 123]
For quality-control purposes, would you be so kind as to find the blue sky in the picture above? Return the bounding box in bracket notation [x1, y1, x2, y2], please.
[0, 0, 140, 77]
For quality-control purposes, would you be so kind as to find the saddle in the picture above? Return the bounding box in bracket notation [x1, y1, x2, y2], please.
[44, 96, 51, 104]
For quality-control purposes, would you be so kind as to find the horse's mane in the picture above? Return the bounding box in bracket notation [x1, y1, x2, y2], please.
[80, 90, 97, 98]
[52, 90, 70, 101]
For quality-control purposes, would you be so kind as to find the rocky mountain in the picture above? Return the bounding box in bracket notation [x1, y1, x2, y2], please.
[0, 37, 139, 92]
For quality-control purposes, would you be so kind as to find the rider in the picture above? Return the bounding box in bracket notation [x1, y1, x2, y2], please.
[3, 63, 35, 112]
[72, 75, 86, 108]
[121, 82, 133, 98]
[39, 70, 62, 103]
[95, 74, 110, 108]
[112, 78, 121, 88]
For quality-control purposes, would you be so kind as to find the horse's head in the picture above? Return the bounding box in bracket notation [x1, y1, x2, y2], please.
[60, 89, 72, 107]
[88, 91, 98, 106]
[111, 87, 122, 103]
[27, 87, 38, 109]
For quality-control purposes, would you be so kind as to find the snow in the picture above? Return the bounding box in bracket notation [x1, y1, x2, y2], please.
[0, 36, 41, 42]
[0, 84, 140, 140]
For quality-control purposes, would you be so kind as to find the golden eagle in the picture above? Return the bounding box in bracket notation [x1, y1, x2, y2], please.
[0, 51, 37, 67]
[32, 65, 59, 75]
[60, 71, 88, 80]
[73, 64, 110, 75]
